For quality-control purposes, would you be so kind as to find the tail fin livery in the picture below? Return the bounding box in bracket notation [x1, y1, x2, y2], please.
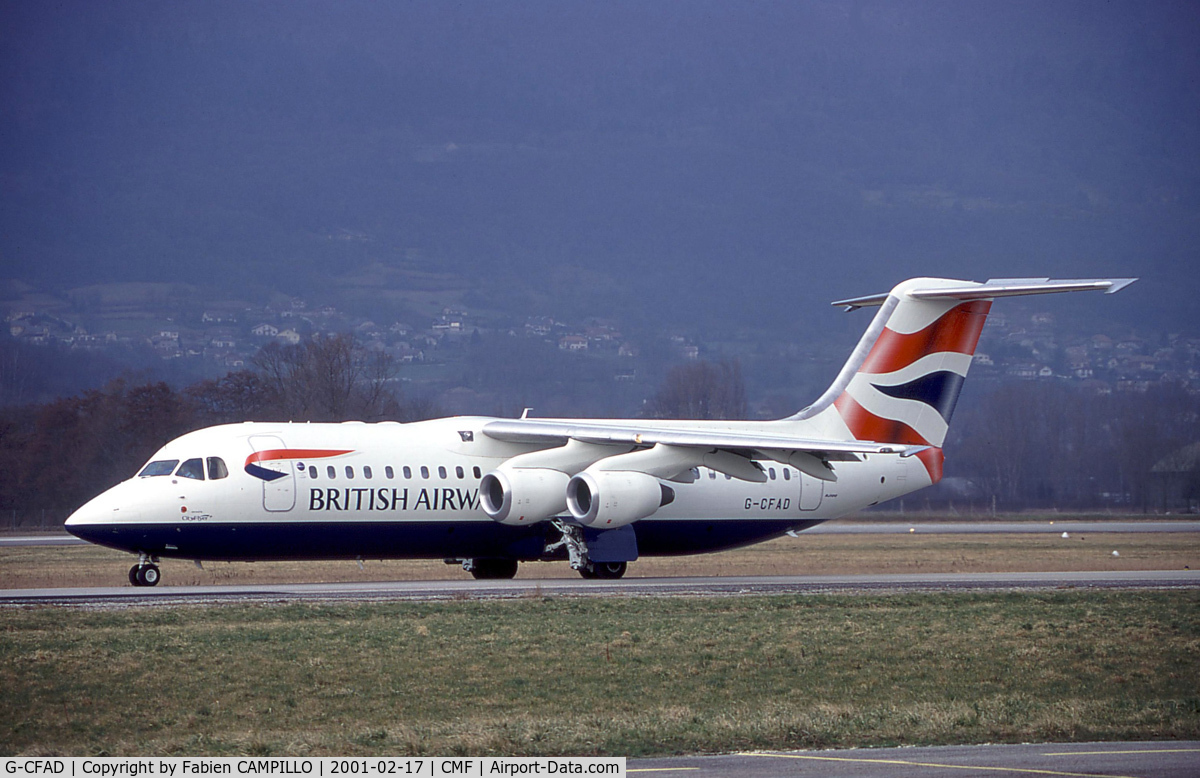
[791, 276, 1136, 481]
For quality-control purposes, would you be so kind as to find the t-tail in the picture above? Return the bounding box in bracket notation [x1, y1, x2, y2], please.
[789, 276, 1137, 483]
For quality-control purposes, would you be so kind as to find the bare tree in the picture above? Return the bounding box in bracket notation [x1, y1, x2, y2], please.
[251, 334, 401, 421]
[645, 359, 747, 420]
[1111, 383, 1198, 512]
[186, 370, 278, 423]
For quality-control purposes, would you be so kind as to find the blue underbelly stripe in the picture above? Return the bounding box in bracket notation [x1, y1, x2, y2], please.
[65, 518, 820, 561]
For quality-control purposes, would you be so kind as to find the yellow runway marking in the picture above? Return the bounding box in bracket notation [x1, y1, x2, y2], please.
[738, 751, 1142, 778]
[1043, 748, 1200, 755]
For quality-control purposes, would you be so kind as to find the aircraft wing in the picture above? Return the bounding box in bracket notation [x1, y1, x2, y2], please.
[481, 419, 922, 484]
[482, 418, 917, 456]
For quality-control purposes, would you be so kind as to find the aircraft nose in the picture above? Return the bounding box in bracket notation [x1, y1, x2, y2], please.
[64, 482, 143, 535]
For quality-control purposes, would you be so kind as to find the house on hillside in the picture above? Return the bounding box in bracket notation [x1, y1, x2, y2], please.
[210, 332, 237, 349]
[1006, 363, 1039, 379]
[559, 335, 588, 351]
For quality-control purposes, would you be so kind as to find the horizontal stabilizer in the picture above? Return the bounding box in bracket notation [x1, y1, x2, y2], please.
[833, 277, 1136, 311]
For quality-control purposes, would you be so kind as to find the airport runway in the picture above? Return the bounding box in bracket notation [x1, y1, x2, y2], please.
[629, 741, 1200, 777]
[2, 569, 1197, 606]
[805, 520, 1200, 534]
[3, 521, 1199, 548]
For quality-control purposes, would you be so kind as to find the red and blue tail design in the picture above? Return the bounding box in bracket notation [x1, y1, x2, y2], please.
[790, 276, 1134, 484]
[832, 297, 990, 482]
[835, 299, 990, 446]
[787, 277, 998, 484]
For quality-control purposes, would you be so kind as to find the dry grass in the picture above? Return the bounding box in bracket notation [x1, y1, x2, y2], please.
[1, 532, 1197, 589]
[1, 592, 1197, 756]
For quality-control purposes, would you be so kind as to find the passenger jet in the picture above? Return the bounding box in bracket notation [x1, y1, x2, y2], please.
[65, 276, 1135, 585]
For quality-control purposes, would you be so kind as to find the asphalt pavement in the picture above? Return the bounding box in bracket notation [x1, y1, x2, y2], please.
[629, 741, 1200, 777]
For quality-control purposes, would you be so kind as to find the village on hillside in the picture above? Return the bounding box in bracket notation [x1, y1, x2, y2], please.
[5, 282, 1200, 404]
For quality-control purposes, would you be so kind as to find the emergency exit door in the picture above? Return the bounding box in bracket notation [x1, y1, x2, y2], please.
[798, 472, 824, 511]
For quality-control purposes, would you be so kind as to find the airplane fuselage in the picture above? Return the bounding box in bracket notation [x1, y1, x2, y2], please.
[66, 416, 928, 564]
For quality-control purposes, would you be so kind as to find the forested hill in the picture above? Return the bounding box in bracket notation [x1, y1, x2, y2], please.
[2, 1, 1196, 337]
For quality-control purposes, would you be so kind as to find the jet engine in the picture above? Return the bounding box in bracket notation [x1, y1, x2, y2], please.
[566, 470, 675, 529]
[480, 467, 569, 525]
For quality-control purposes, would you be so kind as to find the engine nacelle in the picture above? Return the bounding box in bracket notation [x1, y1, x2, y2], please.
[480, 467, 569, 525]
[566, 470, 675, 529]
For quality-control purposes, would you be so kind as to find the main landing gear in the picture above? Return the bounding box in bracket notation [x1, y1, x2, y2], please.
[454, 521, 633, 581]
[128, 553, 161, 587]
[546, 520, 629, 580]
[462, 558, 520, 580]
[579, 561, 627, 580]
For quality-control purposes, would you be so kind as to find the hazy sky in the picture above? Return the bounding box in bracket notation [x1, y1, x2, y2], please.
[2, 0, 1198, 331]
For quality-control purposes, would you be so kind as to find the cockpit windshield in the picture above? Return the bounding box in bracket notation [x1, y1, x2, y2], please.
[139, 460, 179, 477]
[207, 457, 228, 480]
[176, 458, 205, 480]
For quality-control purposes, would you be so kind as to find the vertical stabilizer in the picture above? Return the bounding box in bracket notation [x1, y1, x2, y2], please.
[790, 276, 1135, 483]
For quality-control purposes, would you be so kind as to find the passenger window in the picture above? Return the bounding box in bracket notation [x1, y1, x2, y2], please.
[385, 466, 394, 479]
[207, 457, 229, 480]
[438, 466, 447, 479]
[708, 470, 716, 480]
[364, 466, 373, 479]
[327, 466, 336, 479]
[176, 458, 205, 480]
[420, 466, 430, 479]
[769, 468, 776, 480]
[403, 466, 412, 479]
[139, 460, 179, 477]
[725, 473, 732, 480]
[473, 466, 481, 479]
[309, 466, 318, 479]
[456, 466, 464, 479]
[346, 466, 354, 479]
[783, 468, 791, 481]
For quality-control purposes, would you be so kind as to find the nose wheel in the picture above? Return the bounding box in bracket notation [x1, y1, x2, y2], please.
[128, 554, 161, 587]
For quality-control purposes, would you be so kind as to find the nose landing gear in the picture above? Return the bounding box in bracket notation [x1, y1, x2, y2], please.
[128, 553, 161, 587]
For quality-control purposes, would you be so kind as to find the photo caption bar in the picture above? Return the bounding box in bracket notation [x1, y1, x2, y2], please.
[2, 759, 625, 778]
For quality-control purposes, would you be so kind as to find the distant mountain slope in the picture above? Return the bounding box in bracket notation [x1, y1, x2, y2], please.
[2, 1, 1194, 332]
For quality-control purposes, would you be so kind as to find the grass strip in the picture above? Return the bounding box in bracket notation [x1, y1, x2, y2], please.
[2, 591, 1198, 756]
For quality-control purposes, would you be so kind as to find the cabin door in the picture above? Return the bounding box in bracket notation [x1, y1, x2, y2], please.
[798, 472, 824, 511]
[248, 435, 296, 512]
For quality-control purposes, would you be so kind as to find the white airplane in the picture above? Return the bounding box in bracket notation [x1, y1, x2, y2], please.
[65, 276, 1135, 585]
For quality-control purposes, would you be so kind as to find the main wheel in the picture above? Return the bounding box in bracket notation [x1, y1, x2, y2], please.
[469, 559, 519, 580]
[135, 564, 161, 586]
[590, 561, 627, 580]
[128, 565, 141, 586]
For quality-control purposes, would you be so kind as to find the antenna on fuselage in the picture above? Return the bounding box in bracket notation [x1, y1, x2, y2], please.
[520, 408, 533, 419]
